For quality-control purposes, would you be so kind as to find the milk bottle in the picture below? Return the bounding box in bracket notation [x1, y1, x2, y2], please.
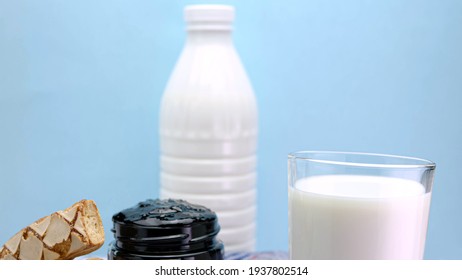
[159, 5, 258, 252]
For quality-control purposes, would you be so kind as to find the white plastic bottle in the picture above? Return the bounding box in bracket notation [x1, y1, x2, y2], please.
[159, 5, 258, 252]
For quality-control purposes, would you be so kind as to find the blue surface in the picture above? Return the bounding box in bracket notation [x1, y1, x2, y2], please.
[1, 0, 461, 259]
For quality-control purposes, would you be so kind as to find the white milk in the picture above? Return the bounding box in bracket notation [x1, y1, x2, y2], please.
[289, 175, 431, 259]
[159, 5, 258, 251]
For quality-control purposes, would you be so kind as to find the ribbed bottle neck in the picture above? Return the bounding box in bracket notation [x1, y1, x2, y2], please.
[186, 30, 233, 45]
[186, 22, 233, 32]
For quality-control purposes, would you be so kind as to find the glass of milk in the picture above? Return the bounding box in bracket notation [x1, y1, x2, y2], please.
[288, 151, 436, 260]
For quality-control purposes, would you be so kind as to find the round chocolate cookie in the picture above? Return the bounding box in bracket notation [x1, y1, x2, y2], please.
[109, 199, 224, 260]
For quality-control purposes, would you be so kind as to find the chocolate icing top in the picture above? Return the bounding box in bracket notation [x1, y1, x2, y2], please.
[112, 199, 217, 227]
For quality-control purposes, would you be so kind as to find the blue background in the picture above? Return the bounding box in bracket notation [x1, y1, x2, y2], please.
[1, 0, 461, 259]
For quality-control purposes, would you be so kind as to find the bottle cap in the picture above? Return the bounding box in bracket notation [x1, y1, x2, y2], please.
[184, 5, 235, 30]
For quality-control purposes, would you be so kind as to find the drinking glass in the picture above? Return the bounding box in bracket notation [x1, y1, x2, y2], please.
[288, 151, 436, 259]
